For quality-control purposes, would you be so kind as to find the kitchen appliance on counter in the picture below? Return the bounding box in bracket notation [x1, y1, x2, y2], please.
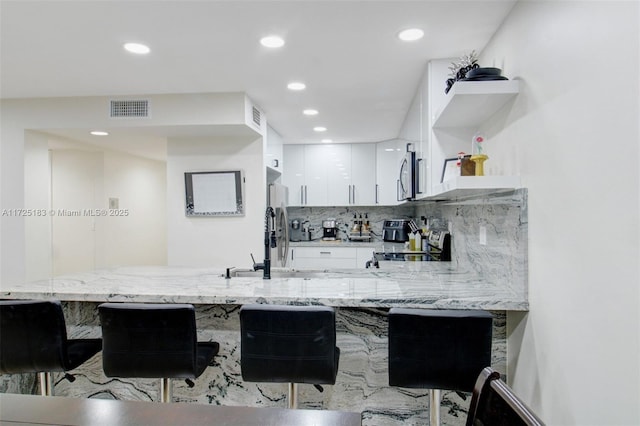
[382, 219, 411, 242]
[348, 213, 372, 242]
[322, 219, 338, 241]
[289, 218, 311, 242]
[377, 226, 451, 261]
[425, 229, 451, 261]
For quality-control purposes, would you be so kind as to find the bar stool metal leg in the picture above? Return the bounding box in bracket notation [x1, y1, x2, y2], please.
[429, 389, 441, 426]
[160, 378, 172, 403]
[287, 383, 298, 409]
[38, 372, 54, 396]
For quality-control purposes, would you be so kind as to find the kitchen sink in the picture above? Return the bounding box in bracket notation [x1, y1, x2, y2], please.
[226, 269, 332, 279]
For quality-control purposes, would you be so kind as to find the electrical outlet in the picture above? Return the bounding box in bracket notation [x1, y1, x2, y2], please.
[479, 225, 487, 245]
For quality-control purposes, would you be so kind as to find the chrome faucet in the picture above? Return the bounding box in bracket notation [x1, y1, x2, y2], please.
[253, 207, 276, 279]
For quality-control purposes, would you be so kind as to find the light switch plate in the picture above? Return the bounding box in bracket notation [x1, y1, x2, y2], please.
[479, 225, 487, 245]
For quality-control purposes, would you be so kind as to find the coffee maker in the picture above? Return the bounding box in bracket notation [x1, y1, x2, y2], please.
[289, 218, 307, 242]
[322, 219, 338, 241]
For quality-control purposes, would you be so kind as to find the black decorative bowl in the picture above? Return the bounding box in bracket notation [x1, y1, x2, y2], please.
[466, 67, 502, 78]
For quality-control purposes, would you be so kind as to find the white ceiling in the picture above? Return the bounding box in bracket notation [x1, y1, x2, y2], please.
[1, 0, 516, 161]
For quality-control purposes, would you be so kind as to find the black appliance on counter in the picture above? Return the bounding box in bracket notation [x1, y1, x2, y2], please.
[425, 230, 451, 261]
[382, 219, 411, 242]
[322, 219, 338, 241]
[377, 228, 451, 262]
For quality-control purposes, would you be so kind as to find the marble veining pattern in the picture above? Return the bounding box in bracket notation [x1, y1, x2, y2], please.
[0, 263, 527, 311]
[1, 303, 506, 426]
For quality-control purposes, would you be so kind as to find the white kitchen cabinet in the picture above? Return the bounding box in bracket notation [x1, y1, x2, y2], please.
[350, 143, 377, 206]
[283, 144, 329, 206]
[304, 144, 329, 206]
[291, 246, 376, 269]
[282, 145, 306, 206]
[283, 143, 376, 207]
[326, 144, 352, 206]
[375, 139, 402, 205]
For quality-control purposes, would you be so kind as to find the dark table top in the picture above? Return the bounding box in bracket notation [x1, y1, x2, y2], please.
[0, 393, 362, 426]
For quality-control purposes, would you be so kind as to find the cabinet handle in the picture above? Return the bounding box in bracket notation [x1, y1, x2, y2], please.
[375, 184, 379, 204]
[416, 158, 424, 194]
[304, 185, 308, 205]
[319, 251, 331, 255]
[300, 185, 304, 205]
[352, 185, 356, 204]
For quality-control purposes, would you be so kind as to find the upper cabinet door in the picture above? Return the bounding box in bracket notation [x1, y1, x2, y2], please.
[326, 144, 351, 206]
[351, 143, 376, 206]
[282, 145, 306, 206]
[375, 140, 402, 205]
[282, 143, 378, 207]
[303, 144, 329, 206]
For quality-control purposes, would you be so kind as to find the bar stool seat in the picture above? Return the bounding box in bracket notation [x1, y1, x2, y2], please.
[239, 304, 340, 409]
[0, 299, 102, 396]
[388, 308, 493, 425]
[98, 302, 219, 403]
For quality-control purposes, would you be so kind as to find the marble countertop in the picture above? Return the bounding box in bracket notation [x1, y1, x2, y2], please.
[289, 240, 381, 247]
[0, 263, 527, 311]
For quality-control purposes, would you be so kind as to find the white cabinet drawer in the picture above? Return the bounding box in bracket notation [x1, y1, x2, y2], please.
[294, 257, 357, 269]
[293, 246, 356, 259]
[291, 245, 378, 269]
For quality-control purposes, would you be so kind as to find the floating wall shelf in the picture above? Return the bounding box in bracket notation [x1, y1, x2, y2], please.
[433, 80, 520, 128]
[429, 176, 522, 201]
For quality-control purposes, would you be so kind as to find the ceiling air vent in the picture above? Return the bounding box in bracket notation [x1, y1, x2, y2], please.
[110, 100, 150, 118]
[252, 106, 261, 127]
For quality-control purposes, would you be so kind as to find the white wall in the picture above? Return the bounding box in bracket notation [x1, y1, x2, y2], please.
[480, 2, 639, 424]
[167, 136, 265, 268]
[24, 131, 52, 282]
[102, 150, 167, 268]
[0, 93, 253, 284]
[23, 133, 167, 279]
[50, 149, 103, 276]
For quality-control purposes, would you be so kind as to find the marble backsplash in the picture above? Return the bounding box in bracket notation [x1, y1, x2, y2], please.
[289, 189, 528, 290]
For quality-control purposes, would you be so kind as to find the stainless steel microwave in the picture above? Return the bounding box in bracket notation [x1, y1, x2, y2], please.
[397, 145, 419, 201]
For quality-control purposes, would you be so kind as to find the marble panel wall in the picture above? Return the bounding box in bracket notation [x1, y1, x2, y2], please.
[289, 189, 528, 298]
[287, 205, 415, 242]
[1, 302, 506, 426]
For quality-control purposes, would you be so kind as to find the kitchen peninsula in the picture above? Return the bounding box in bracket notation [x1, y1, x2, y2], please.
[1, 264, 525, 426]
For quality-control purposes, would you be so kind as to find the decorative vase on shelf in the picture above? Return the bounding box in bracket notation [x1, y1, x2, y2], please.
[470, 154, 489, 176]
[470, 133, 488, 176]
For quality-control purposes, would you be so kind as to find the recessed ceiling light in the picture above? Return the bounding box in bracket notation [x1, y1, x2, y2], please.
[90, 131, 109, 136]
[287, 82, 306, 91]
[260, 35, 285, 48]
[124, 43, 150, 54]
[322, 139, 333, 143]
[384, 148, 395, 152]
[313, 126, 327, 132]
[303, 109, 319, 116]
[398, 28, 424, 42]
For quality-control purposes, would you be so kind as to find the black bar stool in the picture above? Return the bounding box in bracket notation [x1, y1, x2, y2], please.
[98, 302, 219, 403]
[239, 304, 340, 409]
[388, 308, 493, 425]
[0, 299, 102, 396]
